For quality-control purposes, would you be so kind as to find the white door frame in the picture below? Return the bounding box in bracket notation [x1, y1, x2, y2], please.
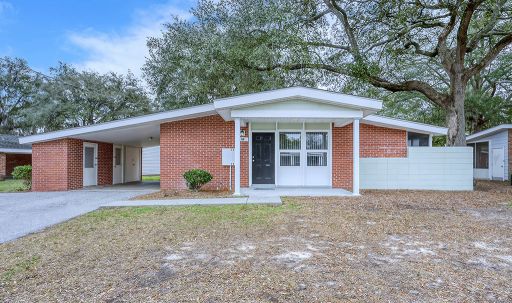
[113, 145, 124, 184]
[83, 142, 98, 187]
[492, 147, 505, 180]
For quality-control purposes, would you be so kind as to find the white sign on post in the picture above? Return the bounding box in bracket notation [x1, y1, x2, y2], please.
[222, 148, 234, 166]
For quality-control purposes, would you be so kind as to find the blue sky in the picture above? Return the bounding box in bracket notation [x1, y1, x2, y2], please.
[0, 0, 194, 76]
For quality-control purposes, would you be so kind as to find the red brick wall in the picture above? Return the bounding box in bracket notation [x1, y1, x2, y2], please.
[160, 115, 248, 191]
[32, 138, 113, 191]
[97, 142, 113, 186]
[332, 123, 353, 191]
[0, 153, 6, 178]
[332, 123, 407, 191]
[5, 153, 32, 177]
[360, 124, 408, 158]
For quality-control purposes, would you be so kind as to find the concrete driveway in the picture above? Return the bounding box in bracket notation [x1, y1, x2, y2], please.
[0, 182, 158, 243]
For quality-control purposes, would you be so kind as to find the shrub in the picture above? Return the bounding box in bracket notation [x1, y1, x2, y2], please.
[12, 165, 32, 189]
[183, 169, 213, 190]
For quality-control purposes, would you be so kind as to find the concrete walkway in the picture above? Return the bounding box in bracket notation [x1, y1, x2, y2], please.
[106, 196, 282, 207]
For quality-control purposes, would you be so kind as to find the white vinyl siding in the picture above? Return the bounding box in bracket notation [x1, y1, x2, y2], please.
[468, 130, 508, 180]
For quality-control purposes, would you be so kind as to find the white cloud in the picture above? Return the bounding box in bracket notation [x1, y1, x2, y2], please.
[68, 2, 192, 77]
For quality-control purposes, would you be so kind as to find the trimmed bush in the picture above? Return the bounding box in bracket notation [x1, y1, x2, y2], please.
[183, 169, 213, 190]
[12, 165, 32, 189]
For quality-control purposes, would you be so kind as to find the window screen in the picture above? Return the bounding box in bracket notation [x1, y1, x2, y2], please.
[115, 148, 122, 166]
[306, 132, 328, 150]
[470, 142, 489, 169]
[280, 152, 300, 166]
[307, 152, 327, 166]
[279, 132, 301, 150]
[84, 147, 94, 168]
[407, 132, 430, 146]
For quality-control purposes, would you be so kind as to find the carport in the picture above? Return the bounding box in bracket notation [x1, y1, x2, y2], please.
[19, 107, 215, 191]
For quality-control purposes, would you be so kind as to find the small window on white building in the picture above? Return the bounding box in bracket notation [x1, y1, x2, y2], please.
[407, 132, 430, 146]
[468, 142, 489, 169]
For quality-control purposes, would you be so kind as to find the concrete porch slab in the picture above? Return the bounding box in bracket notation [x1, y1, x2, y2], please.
[240, 187, 352, 197]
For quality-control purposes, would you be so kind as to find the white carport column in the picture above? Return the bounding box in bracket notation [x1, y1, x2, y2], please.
[234, 118, 241, 195]
[353, 119, 360, 196]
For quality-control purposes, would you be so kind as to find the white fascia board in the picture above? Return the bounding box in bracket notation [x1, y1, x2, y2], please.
[467, 124, 512, 142]
[363, 115, 447, 135]
[214, 87, 383, 111]
[0, 148, 32, 154]
[19, 104, 216, 144]
[230, 108, 364, 119]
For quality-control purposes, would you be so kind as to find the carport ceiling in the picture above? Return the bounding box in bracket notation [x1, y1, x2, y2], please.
[70, 123, 160, 147]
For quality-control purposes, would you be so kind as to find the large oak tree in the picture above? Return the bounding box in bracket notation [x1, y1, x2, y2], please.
[145, 0, 512, 145]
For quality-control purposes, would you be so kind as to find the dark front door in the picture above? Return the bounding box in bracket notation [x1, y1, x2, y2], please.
[252, 133, 275, 184]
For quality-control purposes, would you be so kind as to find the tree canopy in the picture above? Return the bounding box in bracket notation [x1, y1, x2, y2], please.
[0, 58, 153, 134]
[144, 0, 512, 145]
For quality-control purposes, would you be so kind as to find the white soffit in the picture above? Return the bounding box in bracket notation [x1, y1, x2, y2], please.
[20, 104, 216, 144]
[363, 115, 447, 136]
[466, 124, 512, 142]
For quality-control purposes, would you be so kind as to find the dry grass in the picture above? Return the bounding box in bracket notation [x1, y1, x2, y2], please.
[1, 181, 512, 302]
[132, 189, 236, 200]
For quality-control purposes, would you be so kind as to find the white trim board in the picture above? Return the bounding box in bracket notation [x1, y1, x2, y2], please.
[363, 115, 447, 136]
[467, 124, 512, 142]
[0, 148, 32, 154]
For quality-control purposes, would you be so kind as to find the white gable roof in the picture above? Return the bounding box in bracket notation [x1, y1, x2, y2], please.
[214, 87, 382, 111]
[467, 124, 512, 142]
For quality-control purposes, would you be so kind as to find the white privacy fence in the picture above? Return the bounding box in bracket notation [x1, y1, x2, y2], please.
[360, 147, 474, 191]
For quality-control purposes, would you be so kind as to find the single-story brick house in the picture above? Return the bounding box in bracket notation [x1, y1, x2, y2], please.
[466, 124, 512, 181]
[0, 134, 32, 179]
[20, 87, 474, 194]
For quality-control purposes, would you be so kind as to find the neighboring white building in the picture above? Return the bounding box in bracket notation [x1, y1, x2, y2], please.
[466, 124, 512, 181]
[142, 146, 160, 176]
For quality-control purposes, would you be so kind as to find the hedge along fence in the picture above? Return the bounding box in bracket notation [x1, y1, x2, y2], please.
[12, 165, 32, 189]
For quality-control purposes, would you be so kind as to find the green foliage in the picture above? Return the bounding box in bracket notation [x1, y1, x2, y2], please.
[25, 63, 154, 132]
[12, 165, 32, 189]
[0, 179, 26, 192]
[0, 57, 42, 134]
[183, 169, 213, 191]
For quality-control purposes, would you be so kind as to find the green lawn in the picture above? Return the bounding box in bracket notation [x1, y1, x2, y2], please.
[0, 179, 26, 192]
[142, 175, 160, 181]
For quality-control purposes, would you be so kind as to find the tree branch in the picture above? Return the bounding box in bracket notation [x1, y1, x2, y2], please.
[465, 33, 512, 79]
[306, 41, 351, 51]
[322, 0, 361, 58]
[404, 41, 438, 57]
[456, 0, 485, 63]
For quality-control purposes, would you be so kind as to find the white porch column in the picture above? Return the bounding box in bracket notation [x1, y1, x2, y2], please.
[353, 119, 360, 196]
[234, 118, 241, 195]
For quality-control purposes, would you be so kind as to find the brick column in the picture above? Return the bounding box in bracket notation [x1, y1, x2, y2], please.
[0, 153, 6, 178]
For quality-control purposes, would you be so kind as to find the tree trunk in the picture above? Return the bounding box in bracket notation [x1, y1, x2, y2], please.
[446, 82, 467, 146]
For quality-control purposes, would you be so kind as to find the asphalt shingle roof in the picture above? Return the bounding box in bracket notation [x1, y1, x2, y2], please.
[0, 134, 31, 150]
